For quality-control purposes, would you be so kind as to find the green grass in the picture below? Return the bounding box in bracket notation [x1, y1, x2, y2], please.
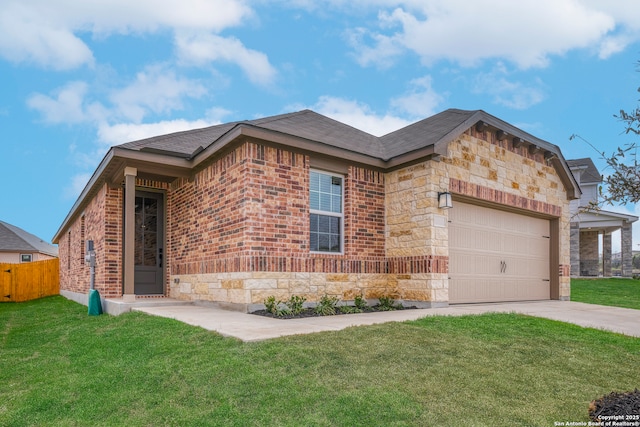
[571, 277, 640, 310]
[2, 296, 639, 426]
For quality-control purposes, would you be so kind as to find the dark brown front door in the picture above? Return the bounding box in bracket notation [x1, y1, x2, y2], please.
[134, 191, 164, 295]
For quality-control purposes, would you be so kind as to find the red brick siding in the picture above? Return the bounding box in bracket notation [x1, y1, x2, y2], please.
[344, 166, 385, 258]
[60, 184, 110, 296]
[169, 144, 250, 273]
[449, 178, 562, 217]
[243, 143, 308, 255]
[169, 141, 388, 276]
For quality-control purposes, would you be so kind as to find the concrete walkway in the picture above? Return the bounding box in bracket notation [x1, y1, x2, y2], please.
[131, 300, 640, 342]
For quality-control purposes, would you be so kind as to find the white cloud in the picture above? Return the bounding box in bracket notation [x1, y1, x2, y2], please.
[27, 65, 208, 125]
[472, 64, 547, 110]
[27, 82, 89, 124]
[0, 0, 257, 72]
[351, 0, 621, 69]
[64, 172, 92, 200]
[307, 96, 412, 136]
[110, 65, 207, 122]
[0, 3, 94, 70]
[390, 75, 444, 117]
[97, 107, 230, 146]
[175, 32, 277, 86]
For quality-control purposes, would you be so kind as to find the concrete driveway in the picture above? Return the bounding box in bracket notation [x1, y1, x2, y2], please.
[131, 300, 640, 342]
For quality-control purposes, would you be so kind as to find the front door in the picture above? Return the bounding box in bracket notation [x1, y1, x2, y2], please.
[134, 191, 164, 295]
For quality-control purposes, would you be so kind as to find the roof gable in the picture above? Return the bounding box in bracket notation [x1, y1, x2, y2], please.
[117, 110, 385, 160]
[567, 158, 601, 184]
[381, 109, 478, 159]
[0, 221, 58, 256]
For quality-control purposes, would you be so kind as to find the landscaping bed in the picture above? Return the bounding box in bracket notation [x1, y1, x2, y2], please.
[251, 303, 418, 319]
[251, 294, 417, 319]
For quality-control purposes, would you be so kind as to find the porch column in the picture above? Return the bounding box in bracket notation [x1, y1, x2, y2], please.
[570, 222, 580, 277]
[123, 167, 137, 302]
[621, 221, 633, 278]
[602, 232, 612, 277]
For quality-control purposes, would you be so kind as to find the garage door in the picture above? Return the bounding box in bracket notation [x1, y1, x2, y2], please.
[448, 202, 550, 304]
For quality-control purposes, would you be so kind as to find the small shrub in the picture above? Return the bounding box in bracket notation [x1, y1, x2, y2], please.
[287, 295, 307, 315]
[377, 296, 402, 311]
[315, 294, 339, 316]
[354, 294, 368, 311]
[264, 296, 291, 317]
[264, 296, 278, 315]
[339, 305, 362, 314]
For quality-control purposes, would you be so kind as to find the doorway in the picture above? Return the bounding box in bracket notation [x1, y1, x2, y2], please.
[134, 191, 164, 295]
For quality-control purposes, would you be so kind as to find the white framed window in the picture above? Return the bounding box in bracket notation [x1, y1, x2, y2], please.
[310, 170, 344, 253]
[20, 254, 32, 263]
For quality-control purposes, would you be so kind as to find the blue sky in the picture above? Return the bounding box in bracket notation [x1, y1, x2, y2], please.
[1, 0, 640, 251]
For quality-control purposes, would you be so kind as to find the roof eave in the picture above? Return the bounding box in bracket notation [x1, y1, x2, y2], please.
[193, 123, 388, 170]
[53, 147, 192, 243]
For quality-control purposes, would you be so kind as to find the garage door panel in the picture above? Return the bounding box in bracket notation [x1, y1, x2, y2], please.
[449, 202, 550, 304]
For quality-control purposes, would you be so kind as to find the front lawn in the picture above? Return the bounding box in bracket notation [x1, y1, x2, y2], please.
[571, 278, 640, 310]
[1, 296, 639, 426]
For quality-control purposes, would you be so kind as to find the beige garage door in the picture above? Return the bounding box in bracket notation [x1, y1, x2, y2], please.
[449, 202, 550, 304]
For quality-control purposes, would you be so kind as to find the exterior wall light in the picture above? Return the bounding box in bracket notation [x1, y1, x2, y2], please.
[438, 191, 453, 209]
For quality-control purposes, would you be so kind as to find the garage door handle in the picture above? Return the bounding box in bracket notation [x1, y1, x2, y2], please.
[500, 261, 507, 273]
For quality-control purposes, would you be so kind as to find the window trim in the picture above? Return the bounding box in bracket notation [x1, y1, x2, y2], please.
[310, 169, 345, 255]
[20, 254, 32, 263]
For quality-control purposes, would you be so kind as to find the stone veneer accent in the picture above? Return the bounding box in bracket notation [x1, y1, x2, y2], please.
[570, 222, 580, 277]
[622, 222, 633, 277]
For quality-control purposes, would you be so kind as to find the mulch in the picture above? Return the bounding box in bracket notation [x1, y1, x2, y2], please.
[589, 389, 640, 422]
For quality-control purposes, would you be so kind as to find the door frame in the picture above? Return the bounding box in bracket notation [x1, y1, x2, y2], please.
[123, 188, 166, 296]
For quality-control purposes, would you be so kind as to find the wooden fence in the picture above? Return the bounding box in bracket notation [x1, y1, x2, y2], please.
[0, 259, 59, 302]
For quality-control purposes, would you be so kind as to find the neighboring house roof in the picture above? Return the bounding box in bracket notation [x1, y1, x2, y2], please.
[53, 108, 581, 243]
[566, 158, 602, 184]
[0, 220, 58, 257]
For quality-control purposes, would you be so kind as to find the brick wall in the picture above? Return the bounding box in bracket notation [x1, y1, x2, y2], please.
[168, 142, 389, 277]
[344, 166, 385, 258]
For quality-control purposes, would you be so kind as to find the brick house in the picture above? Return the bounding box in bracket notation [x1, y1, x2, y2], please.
[53, 109, 580, 312]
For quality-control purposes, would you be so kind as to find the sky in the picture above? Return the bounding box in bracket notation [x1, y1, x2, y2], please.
[2, 0, 640, 252]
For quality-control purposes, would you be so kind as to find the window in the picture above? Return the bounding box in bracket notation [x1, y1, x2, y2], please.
[310, 170, 343, 253]
[20, 254, 32, 263]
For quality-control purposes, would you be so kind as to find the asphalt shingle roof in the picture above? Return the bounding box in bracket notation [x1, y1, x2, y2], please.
[116, 109, 481, 161]
[566, 158, 602, 184]
[0, 220, 58, 256]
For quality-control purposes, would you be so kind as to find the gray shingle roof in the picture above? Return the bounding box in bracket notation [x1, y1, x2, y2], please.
[381, 109, 477, 159]
[566, 158, 602, 184]
[116, 109, 479, 161]
[0, 221, 58, 256]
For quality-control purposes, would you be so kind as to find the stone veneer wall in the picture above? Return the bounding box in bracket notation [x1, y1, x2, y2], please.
[580, 230, 599, 276]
